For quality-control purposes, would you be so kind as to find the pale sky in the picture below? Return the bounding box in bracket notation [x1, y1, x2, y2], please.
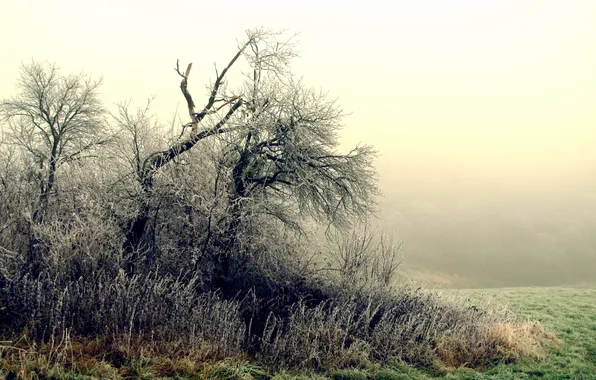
[2, 0, 595, 287]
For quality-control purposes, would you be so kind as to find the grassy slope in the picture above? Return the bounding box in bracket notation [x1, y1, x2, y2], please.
[1, 287, 595, 379]
[433, 287, 596, 379]
[303, 287, 596, 380]
[329, 287, 596, 380]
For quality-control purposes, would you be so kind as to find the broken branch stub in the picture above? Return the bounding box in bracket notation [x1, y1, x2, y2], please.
[178, 63, 198, 133]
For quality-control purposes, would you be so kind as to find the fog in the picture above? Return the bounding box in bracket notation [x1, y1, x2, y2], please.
[378, 159, 596, 287]
[1, 0, 595, 287]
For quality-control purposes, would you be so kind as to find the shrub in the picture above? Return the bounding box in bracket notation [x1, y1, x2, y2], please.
[257, 282, 550, 371]
[260, 299, 371, 370]
[1, 270, 245, 360]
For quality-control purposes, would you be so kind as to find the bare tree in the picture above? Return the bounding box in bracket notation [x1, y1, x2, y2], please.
[114, 28, 378, 279]
[0, 61, 109, 274]
[120, 29, 277, 267]
[0, 61, 107, 222]
[166, 31, 380, 288]
[213, 36, 379, 250]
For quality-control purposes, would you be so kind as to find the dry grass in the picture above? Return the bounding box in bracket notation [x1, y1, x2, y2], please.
[0, 333, 254, 379]
[257, 284, 554, 371]
[486, 321, 552, 357]
[0, 287, 555, 378]
[434, 320, 555, 368]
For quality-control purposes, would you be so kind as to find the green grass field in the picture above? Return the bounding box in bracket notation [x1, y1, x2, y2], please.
[442, 287, 596, 379]
[1, 287, 594, 379]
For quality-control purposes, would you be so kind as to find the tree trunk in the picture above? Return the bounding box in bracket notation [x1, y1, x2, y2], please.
[26, 140, 59, 275]
[123, 176, 153, 275]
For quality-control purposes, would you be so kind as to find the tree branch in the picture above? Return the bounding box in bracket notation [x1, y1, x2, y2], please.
[142, 99, 242, 176]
